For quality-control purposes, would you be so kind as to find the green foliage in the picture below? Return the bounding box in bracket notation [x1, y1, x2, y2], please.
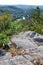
[0, 12, 13, 32]
[29, 6, 43, 34]
[0, 32, 9, 47]
[10, 20, 25, 34]
[32, 6, 40, 18]
[32, 6, 40, 24]
[34, 24, 43, 34]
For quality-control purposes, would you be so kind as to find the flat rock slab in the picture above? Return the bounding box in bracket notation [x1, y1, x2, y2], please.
[0, 31, 43, 65]
[0, 55, 34, 65]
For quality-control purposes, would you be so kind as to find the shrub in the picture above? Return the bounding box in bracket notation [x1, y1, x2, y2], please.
[0, 32, 9, 47]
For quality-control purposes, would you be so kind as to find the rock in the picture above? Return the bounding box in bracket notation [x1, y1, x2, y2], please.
[38, 46, 43, 59]
[33, 34, 43, 45]
[23, 55, 34, 61]
[34, 37, 43, 42]
[0, 52, 12, 60]
[38, 46, 43, 52]
[11, 31, 38, 53]
[40, 60, 43, 65]
[11, 31, 43, 47]
[0, 55, 34, 65]
[10, 55, 34, 65]
[0, 50, 6, 56]
[0, 31, 43, 65]
[17, 47, 25, 55]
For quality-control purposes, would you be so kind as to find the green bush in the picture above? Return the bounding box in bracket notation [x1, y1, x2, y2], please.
[0, 32, 9, 47]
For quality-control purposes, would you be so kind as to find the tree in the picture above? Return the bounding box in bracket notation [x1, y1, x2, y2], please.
[32, 6, 40, 23]
[0, 12, 13, 32]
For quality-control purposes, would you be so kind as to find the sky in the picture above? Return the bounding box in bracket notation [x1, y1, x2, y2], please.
[0, 0, 43, 5]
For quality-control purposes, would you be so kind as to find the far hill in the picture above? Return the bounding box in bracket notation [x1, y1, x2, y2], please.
[0, 5, 43, 19]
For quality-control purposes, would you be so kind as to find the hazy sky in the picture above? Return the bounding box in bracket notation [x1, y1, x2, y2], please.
[0, 0, 43, 5]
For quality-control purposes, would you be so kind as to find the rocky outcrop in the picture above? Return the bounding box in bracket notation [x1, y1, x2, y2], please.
[0, 31, 43, 65]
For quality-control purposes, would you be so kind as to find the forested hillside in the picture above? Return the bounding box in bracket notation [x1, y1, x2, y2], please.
[0, 6, 25, 20]
[0, 5, 43, 20]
